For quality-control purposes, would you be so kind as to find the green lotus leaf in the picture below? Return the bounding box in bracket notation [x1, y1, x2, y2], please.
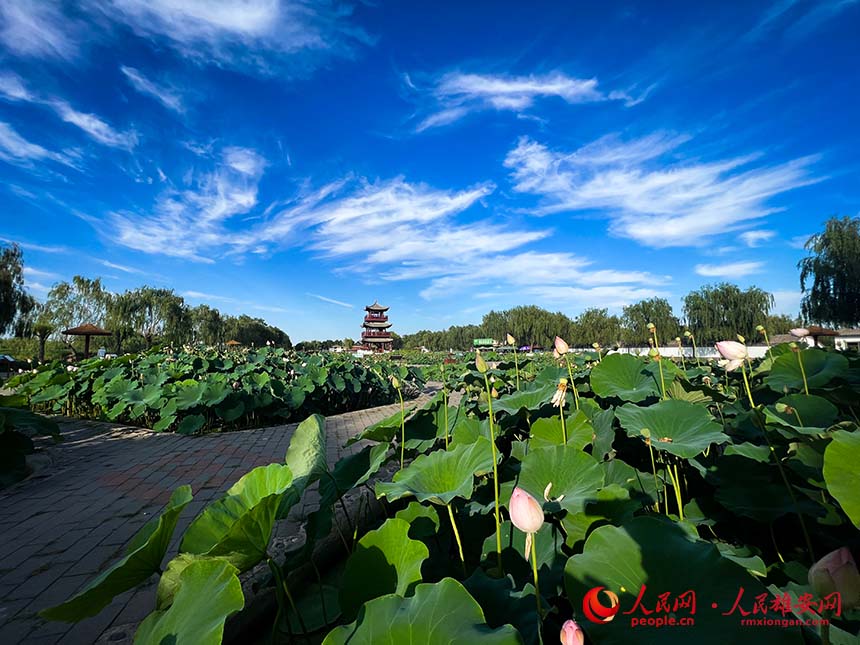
[347, 405, 416, 446]
[724, 442, 772, 463]
[616, 399, 729, 458]
[395, 501, 440, 539]
[216, 398, 245, 422]
[590, 354, 662, 402]
[823, 430, 860, 528]
[173, 380, 204, 410]
[339, 517, 429, 621]
[462, 570, 539, 645]
[763, 394, 839, 434]
[134, 557, 243, 645]
[180, 464, 293, 571]
[279, 414, 327, 517]
[564, 516, 804, 644]
[320, 443, 389, 508]
[323, 577, 523, 645]
[529, 411, 593, 450]
[41, 486, 193, 622]
[766, 349, 849, 393]
[491, 383, 557, 417]
[152, 414, 176, 432]
[375, 436, 495, 506]
[517, 444, 604, 516]
[177, 414, 205, 435]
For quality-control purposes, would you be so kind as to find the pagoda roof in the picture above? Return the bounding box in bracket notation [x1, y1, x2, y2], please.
[363, 336, 392, 343]
[365, 300, 389, 312]
[363, 321, 392, 328]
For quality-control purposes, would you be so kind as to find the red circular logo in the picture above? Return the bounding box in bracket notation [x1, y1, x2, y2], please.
[583, 586, 620, 624]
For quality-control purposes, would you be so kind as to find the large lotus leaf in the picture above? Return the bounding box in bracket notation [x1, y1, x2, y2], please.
[616, 400, 729, 458]
[402, 393, 448, 452]
[395, 501, 440, 539]
[200, 379, 230, 407]
[347, 405, 416, 446]
[320, 443, 389, 508]
[376, 436, 495, 506]
[763, 394, 839, 434]
[216, 398, 245, 422]
[705, 455, 823, 522]
[177, 414, 205, 435]
[463, 570, 539, 645]
[492, 383, 557, 417]
[530, 412, 593, 450]
[180, 464, 293, 571]
[339, 517, 429, 621]
[564, 516, 803, 645]
[41, 486, 193, 622]
[766, 349, 849, 393]
[517, 444, 604, 515]
[173, 380, 205, 410]
[284, 413, 327, 492]
[823, 430, 860, 528]
[590, 354, 661, 402]
[134, 557, 243, 645]
[0, 406, 60, 437]
[323, 577, 523, 645]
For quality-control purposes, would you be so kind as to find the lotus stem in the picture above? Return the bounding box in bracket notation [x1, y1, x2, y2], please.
[667, 462, 684, 520]
[269, 559, 308, 636]
[647, 439, 661, 514]
[447, 504, 466, 576]
[397, 385, 406, 471]
[443, 388, 449, 449]
[796, 349, 810, 395]
[513, 349, 520, 390]
[563, 356, 580, 411]
[677, 339, 686, 370]
[763, 329, 773, 361]
[559, 407, 567, 444]
[769, 522, 785, 563]
[483, 373, 503, 572]
[530, 533, 542, 626]
[691, 336, 701, 368]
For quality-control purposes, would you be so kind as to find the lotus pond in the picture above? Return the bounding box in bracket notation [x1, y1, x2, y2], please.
[26, 341, 860, 643]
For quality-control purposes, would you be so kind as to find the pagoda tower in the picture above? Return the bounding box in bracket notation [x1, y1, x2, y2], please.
[361, 300, 393, 351]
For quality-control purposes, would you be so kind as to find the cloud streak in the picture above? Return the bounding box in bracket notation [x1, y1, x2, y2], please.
[695, 261, 765, 278]
[414, 71, 637, 131]
[504, 132, 820, 247]
[308, 293, 353, 308]
[120, 66, 185, 113]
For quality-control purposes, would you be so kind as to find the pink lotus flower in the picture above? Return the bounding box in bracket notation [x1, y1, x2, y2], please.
[808, 547, 860, 608]
[790, 328, 810, 338]
[560, 619, 585, 645]
[715, 340, 748, 371]
[509, 487, 544, 534]
[554, 336, 569, 355]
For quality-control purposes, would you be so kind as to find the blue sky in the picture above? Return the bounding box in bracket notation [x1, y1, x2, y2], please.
[1, 1, 858, 341]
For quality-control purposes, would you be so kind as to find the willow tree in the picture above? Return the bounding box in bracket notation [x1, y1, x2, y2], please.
[683, 283, 773, 345]
[799, 216, 860, 327]
[0, 243, 29, 335]
[621, 298, 682, 345]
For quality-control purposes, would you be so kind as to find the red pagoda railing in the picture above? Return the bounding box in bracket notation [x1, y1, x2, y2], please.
[364, 315, 388, 323]
[362, 330, 392, 338]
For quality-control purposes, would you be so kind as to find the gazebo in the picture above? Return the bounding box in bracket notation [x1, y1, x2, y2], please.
[225, 340, 242, 348]
[805, 325, 840, 347]
[62, 323, 112, 358]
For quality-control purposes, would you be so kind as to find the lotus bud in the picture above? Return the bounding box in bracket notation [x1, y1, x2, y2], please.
[390, 375, 400, 389]
[808, 547, 860, 609]
[790, 328, 810, 338]
[648, 348, 660, 359]
[475, 350, 488, 373]
[560, 619, 585, 645]
[552, 348, 561, 360]
[507, 333, 516, 345]
[756, 325, 765, 333]
[509, 487, 544, 534]
[675, 336, 681, 343]
[232, 381, 240, 390]
[491, 387, 498, 398]
[554, 336, 569, 355]
[592, 342, 600, 349]
[684, 330, 692, 338]
[646, 322, 655, 331]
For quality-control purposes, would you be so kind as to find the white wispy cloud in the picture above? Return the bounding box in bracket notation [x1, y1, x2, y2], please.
[49, 99, 138, 149]
[107, 146, 266, 262]
[414, 71, 636, 132]
[23, 266, 60, 280]
[0, 121, 78, 169]
[0, 1, 80, 60]
[504, 132, 820, 247]
[695, 261, 765, 278]
[0, 72, 137, 150]
[120, 66, 184, 113]
[89, 0, 372, 73]
[747, 0, 859, 41]
[308, 293, 353, 308]
[739, 230, 776, 247]
[182, 290, 239, 303]
[0, 237, 68, 253]
[100, 260, 146, 274]
[789, 233, 812, 249]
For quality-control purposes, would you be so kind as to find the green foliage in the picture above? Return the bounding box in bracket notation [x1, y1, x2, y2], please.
[799, 215, 860, 326]
[621, 297, 681, 345]
[0, 242, 29, 335]
[683, 282, 774, 345]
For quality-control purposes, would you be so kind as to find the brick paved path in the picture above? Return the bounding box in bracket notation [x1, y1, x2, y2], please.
[0, 391, 440, 644]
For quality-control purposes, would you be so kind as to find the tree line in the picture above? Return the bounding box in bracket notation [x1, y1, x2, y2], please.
[1, 259, 290, 361]
[401, 290, 800, 351]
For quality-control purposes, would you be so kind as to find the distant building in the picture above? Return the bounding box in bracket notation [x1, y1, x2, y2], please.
[360, 301, 393, 352]
[836, 329, 860, 352]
